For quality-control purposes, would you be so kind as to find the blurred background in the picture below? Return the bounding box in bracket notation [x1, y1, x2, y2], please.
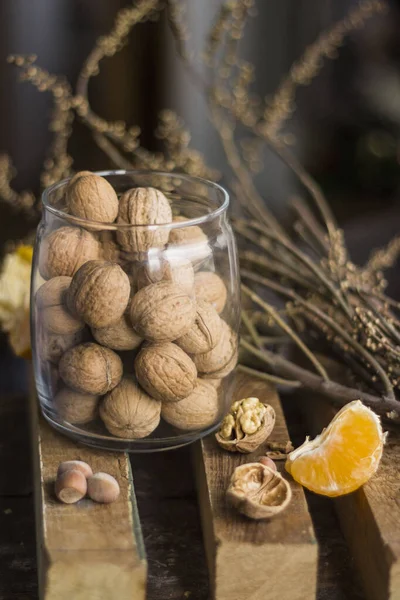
[0, 0, 400, 265]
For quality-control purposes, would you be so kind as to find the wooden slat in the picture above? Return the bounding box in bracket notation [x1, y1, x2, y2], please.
[194, 373, 318, 600]
[30, 393, 147, 600]
[303, 396, 400, 600]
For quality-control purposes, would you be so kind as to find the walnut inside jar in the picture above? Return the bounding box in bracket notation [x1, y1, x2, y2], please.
[161, 379, 219, 431]
[36, 277, 84, 336]
[66, 172, 119, 223]
[132, 256, 195, 296]
[39, 226, 100, 280]
[117, 187, 172, 253]
[194, 271, 227, 314]
[193, 320, 237, 379]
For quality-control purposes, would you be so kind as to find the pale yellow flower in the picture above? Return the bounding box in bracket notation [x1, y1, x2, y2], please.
[0, 245, 33, 358]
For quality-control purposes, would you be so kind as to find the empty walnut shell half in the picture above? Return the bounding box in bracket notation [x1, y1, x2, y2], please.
[227, 462, 292, 520]
[216, 397, 275, 453]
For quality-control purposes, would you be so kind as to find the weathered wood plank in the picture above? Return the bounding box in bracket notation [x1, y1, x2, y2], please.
[303, 396, 400, 600]
[194, 373, 318, 600]
[30, 393, 147, 600]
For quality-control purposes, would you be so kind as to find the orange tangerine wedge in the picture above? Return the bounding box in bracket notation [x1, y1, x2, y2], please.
[285, 400, 385, 497]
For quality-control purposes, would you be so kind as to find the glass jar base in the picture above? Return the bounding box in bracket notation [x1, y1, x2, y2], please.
[41, 404, 221, 453]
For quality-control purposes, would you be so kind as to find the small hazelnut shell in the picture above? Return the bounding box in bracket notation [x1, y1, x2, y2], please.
[87, 472, 120, 503]
[55, 469, 87, 504]
[57, 460, 93, 479]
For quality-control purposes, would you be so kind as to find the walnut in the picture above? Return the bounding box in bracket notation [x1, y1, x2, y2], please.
[135, 342, 197, 403]
[67, 260, 131, 328]
[100, 376, 161, 438]
[117, 187, 172, 252]
[216, 397, 276, 453]
[36, 277, 84, 335]
[41, 329, 86, 365]
[169, 216, 207, 244]
[67, 172, 119, 223]
[194, 271, 227, 314]
[133, 256, 194, 296]
[193, 320, 237, 378]
[176, 300, 222, 354]
[92, 313, 142, 351]
[54, 387, 99, 424]
[98, 231, 120, 262]
[59, 342, 123, 395]
[226, 463, 292, 519]
[161, 379, 219, 431]
[39, 226, 100, 279]
[169, 216, 211, 267]
[130, 282, 196, 342]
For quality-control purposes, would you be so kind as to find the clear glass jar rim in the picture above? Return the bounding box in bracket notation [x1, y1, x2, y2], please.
[41, 169, 230, 231]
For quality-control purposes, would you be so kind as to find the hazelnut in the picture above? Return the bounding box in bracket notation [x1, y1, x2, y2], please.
[39, 226, 100, 279]
[117, 187, 172, 252]
[54, 387, 99, 424]
[92, 313, 143, 351]
[67, 172, 119, 223]
[161, 379, 219, 431]
[133, 256, 194, 296]
[55, 469, 87, 504]
[57, 460, 93, 479]
[87, 472, 120, 503]
[36, 277, 84, 335]
[67, 260, 131, 328]
[41, 329, 86, 365]
[135, 342, 197, 403]
[59, 342, 123, 395]
[176, 300, 222, 354]
[100, 376, 161, 438]
[130, 282, 196, 342]
[193, 320, 237, 378]
[194, 271, 227, 314]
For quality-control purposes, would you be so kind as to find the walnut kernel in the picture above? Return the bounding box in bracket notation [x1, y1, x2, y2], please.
[216, 397, 275, 453]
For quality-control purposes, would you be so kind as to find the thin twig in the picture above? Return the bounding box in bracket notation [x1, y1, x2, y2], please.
[237, 363, 301, 388]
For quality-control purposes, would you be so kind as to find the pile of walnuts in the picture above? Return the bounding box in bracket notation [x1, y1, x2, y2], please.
[36, 172, 238, 439]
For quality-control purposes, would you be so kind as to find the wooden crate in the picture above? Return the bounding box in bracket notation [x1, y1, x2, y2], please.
[30, 395, 147, 600]
[194, 373, 318, 600]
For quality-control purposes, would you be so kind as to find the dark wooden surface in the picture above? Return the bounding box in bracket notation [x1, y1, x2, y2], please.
[0, 352, 365, 600]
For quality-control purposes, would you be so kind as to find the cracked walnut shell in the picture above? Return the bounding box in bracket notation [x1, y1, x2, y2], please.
[67, 172, 119, 223]
[135, 342, 197, 403]
[36, 277, 84, 336]
[67, 260, 131, 328]
[216, 397, 275, 453]
[161, 379, 219, 431]
[227, 462, 292, 520]
[176, 300, 222, 354]
[130, 282, 196, 342]
[100, 376, 161, 438]
[194, 271, 227, 314]
[39, 226, 100, 279]
[59, 342, 123, 395]
[117, 186, 172, 252]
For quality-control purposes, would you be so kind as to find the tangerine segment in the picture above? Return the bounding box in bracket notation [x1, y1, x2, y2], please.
[285, 400, 384, 497]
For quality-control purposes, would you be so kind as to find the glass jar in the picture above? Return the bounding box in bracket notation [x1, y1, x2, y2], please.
[31, 170, 240, 452]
